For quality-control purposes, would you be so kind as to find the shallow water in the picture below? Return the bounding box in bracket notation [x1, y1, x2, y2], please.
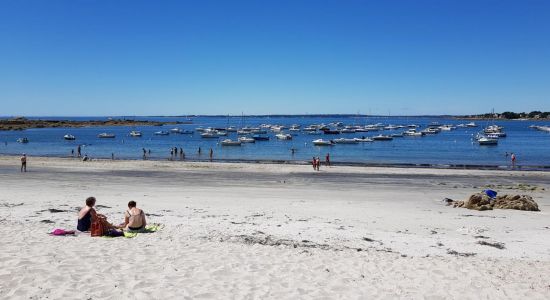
[1, 116, 549, 167]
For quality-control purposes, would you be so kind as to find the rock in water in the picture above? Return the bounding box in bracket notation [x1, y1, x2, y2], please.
[493, 194, 540, 211]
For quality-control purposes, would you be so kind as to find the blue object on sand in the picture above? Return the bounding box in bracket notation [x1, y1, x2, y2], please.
[484, 189, 497, 199]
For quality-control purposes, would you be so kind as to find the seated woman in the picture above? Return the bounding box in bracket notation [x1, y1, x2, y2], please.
[120, 201, 147, 231]
[77, 196, 116, 233]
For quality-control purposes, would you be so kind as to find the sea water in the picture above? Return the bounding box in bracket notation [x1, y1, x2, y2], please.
[1, 116, 549, 167]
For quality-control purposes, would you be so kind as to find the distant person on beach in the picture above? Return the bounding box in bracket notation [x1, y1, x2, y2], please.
[170, 148, 174, 160]
[209, 148, 213, 161]
[71, 149, 74, 157]
[325, 153, 330, 166]
[119, 201, 147, 231]
[77, 197, 116, 232]
[142, 148, 147, 159]
[316, 157, 321, 171]
[111, 153, 115, 160]
[312, 157, 316, 170]
[77, 145, 81, 157]
[511, 153, 516, 166]
[198, 147, 202, 155]
[20, 154, 27, 172]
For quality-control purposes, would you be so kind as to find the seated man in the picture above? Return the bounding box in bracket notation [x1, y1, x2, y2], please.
[120, 201, 147, 231]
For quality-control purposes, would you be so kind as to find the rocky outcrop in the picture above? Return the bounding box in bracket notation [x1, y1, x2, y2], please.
[493, 194, 540, 211]
[452, 193, 539, 211]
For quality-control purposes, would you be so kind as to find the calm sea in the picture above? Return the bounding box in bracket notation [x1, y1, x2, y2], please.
[1, 116, 549, 168]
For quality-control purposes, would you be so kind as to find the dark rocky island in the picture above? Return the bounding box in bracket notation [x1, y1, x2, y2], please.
[0, 118, 183, 131]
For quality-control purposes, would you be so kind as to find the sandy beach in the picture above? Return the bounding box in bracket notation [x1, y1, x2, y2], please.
[1, 155, 549, 299]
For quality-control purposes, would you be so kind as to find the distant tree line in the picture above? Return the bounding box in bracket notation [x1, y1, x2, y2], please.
[462, 111, 550, 119]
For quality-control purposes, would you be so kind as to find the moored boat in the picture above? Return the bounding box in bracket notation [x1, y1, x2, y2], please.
[372, 134, 393, 141]
[275, 133, 292, 140]
[220, 139, 242, 146]
[252, 135, 270, 141]
[478, 136, 498, 145]
[63, 134, 76, 140]
[333, 138, 359, 144]
[98, 133, 115, 138]
[312, 139, 334, 146]
[239, 136, 255, 143]
[129, 130, 142, 137]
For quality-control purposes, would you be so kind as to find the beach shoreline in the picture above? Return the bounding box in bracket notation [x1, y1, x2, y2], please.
[1, 154, 549, 171]
[1, 156, 549, 298]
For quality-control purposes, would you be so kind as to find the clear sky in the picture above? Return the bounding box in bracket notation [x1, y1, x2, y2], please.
[1, 0, 549, 116]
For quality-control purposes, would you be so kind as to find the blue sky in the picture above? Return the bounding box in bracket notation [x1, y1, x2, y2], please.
[0, 0, 549, 116]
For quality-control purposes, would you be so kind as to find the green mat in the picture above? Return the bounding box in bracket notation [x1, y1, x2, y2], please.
[123, 224, 163, 238]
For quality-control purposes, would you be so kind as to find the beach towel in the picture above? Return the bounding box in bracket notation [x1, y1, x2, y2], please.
[50, 229, 76, 236]
[123, 224, 163, 238]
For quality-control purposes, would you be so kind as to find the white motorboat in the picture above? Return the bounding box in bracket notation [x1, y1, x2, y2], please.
[312, 139, 334, 146]
[276, 133, 292, 140]
[154, 131, 170, 136]
[170, 128, 183, 134]
[403, 130, 424, 137]
[478, 136, 498, 145]
[340, 128, 356, 133]
[239, 137, 255, 143]
[372, 134, 393, 141]
[421, 128, 440, 134]
[129, 130, 142, 137]
[201, 132, 219, 138]
[220, 139, 241, 146]
[333, 138, 359, 144]
[98, 133, 115, 138]
[17, 137, 29, 143]
[305, 131, 322, 135]
[64, 134, 76, 140]
[354, 137, 374, 142]
[216, 130, 228, 136]
[391, 133, 404, 137]
[466, 122, 478, 127]
[439, 125, 456, 131]
[237, 129, 251, 135]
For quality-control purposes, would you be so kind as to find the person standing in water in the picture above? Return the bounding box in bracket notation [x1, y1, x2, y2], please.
[77, 145, 81, 158]
[325, 153, 330, 166]
[20, 153, 27, 172]
[511, 153, 516, 167]
[209, 148, 213, 161]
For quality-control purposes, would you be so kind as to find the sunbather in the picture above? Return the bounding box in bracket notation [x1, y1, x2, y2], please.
[77, 196, 116, 232]
[120, 201, 147, 231]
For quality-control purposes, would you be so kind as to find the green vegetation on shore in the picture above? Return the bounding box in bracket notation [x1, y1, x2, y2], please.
[457, 111, 550, 120]
[0, 118, 181, 131]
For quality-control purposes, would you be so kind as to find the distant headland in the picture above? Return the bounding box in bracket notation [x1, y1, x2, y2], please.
[0, 118, 183, 131]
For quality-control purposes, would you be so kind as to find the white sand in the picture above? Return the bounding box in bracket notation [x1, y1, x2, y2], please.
[0, 156, 549, 299]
